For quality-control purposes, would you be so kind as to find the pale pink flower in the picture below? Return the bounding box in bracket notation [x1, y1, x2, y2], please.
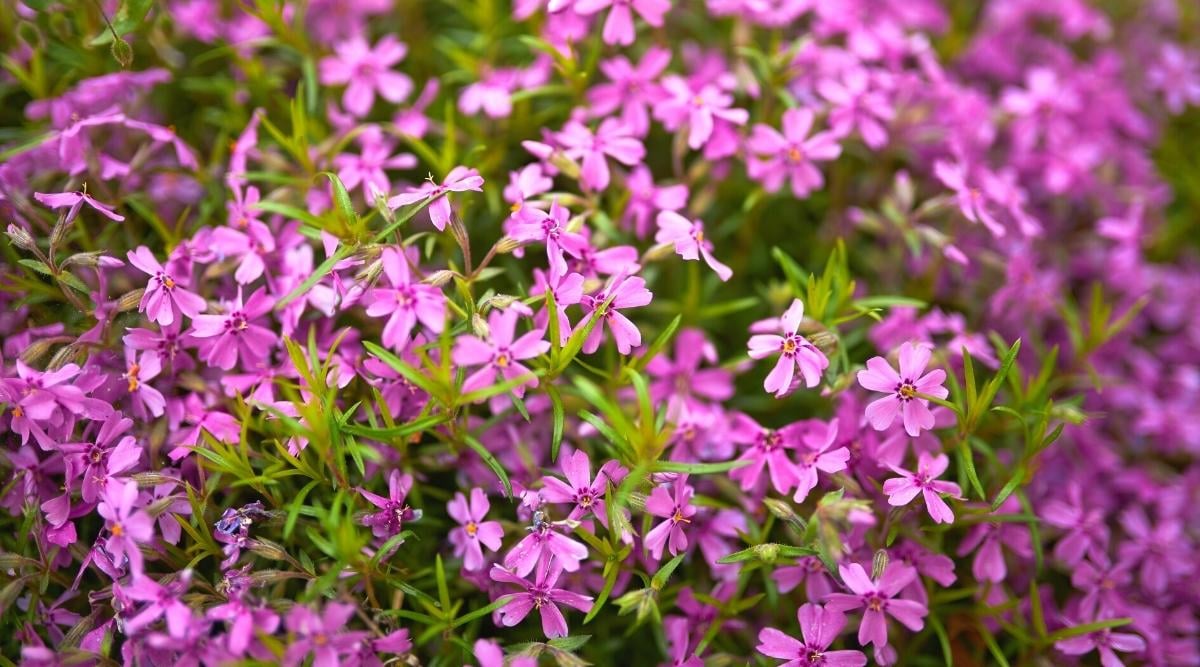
[573, 0, 670, 46]
[319, 35, 413, 117]
[882, 453, 963, 524]
[34, 189, 124, 221]
[448, 488, 504, 572]
[387, 166, 484, 231]
[856, 341, 947, 437]
[655, 211, 732, 281]
[556, 118, 645, 191]
[746, 108, 842, 198]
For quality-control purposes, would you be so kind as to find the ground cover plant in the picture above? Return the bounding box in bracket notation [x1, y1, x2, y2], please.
[1, 0, 1199, 665]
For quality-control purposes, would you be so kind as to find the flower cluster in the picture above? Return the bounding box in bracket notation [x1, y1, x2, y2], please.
[1, 1, 1198, 666]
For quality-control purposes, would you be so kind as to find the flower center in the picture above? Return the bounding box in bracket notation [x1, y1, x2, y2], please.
[111, 522, 125, 537]
[466, 521, 478, 536]
[11, 406, 22, 418]
[788, 147, 804, 162]
[159, 273, 176, 290]
[781, 336, 799, 355]
[866, 595, 885, 612]
[495, 352, 510, 368]
[126, 364, 141, 392]
[896, 381, 917, 401]
[671, 508, 690, 524]
[578, 492, 594, 508]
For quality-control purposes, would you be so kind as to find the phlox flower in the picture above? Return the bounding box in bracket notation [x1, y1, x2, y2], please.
[491, 559, 594, 638]
[1040, 483, 1109, 566]
[123, 348, 166, 418]
[556, 118, 645, 191]
[882, 453, 962, 524]
[655, 211, 732, 281]
[503, 163, 553, 221]
[573, 0, 670, 46]
[955, 497, 1032, 582]
[283, 603, 368, 667]
[127, 246, 206, 327]
[97, 479, 154, 575]
[818, 67, 894, 150]
[655, 76, 749, 150]
[747, 299, 829, 397]
[588, 47, 671, 136]
[623, 164, 688, 238]
[508, 199, 589, 275]
[824, 562, 927, 647]
[644, 475, 696, 560]
[448, 488, 504, 572]
[34, 189, 125, 221]
[60, 413, 140, 503]
[664, 615, 704, 667]
[332, 126, 417, 199]
[539, 449, 618, 521]
[319, 35, 413, 117]
[757, 603, 867, 667]
[531, 255, 586, 345]
[123, 570, 193, 637]
[358, 470, 421, 540]
[933, 158, 1006, 238]
[579, 274, 653, 355]
[207, 593, 280, 655]
[475, 638, 537, 667]
[747, 108, 842, 198]
[190, 288, 277, 371]
[452, 307, 549, 399]
[791, 419, 850, 503]
[503, 509, 589, 576]
[1055, 619, 1146, 667]
[729, 414, 803, 494]
[387, 166, 484, 231]
[856, 341, 947, 437]
[365, 247, 445, 350]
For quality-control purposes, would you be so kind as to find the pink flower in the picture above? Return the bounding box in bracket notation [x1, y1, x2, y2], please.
[60, 414, 140, 504]
[579, 274, 654, 355]
[190, 288, 277, 371]
[387, 166, 485, 231]
[757, 603, 867, 667]
[452, 308, 549, 399]
[791, 419, 850, 503]
[556, 118, 645, 191]
[97, 479, 154, 575]
[644, 475, 696, 560]
[747, 299, 829, 397]
[539, 449, 616, 521]
[588, 47, 671, 136]
[508, 200, 590, 275]
[623, 165, 687, 238]
[448, 488, 504, 572]
[283, 603, 368, 667]
[817, 68, 894, 150]
[358, 470, 420, 540]
[319, 35, 413, 117]
[490, 559, 593, 638]
[882, 453, 963, 524]
[729, 414, 802, 494]
[573, 0, 670, 46]
[655, 76, 749, 150]
[933, 158, 1006, 238]
[34, 189, 124, 221]
[332, 127, 417, 198]
[824, 562, 927, 647]
[1056, 622, 1146, 667]
[365, 247, 446, 350]
[856, 341, 947, 437]
[503, 510, 589, 576]
[747, 108, 842, 198]
[531, 256, 586, 345]
[127, 246, 207, 326]
[475, 638, 537, 667]
[655, 211, 732, 281]
[124, 571, 193, 637]
[207, 593, 280, 655]
[123, 349, 166, 418]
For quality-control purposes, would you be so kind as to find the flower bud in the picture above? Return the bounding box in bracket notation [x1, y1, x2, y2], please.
[248, 538, 289, 561]
[641, 242, 677, 264]
[549, 152, 581, 180]
[117, 289, 145, 312]
[19, 339, 56, 364]
[483, 294, 519, 310]
[5, 224, 37, 252]
[47, 344, 83, 370]
[494, 236, 523, 254]
[423, 269, 455, 286]
[614, 587, 658, 624]
[753, 542, 781, 564]
[763, 497, 807, 532]
[471, 312, 490, 339]
[872, 549, 890, 580]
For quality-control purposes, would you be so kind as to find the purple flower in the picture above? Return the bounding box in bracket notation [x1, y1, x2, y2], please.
[655, 211, 732, 282]
[387, 166, 484, 231]
[664, 615, 704, 667]
[1040, 483, 1109, 566]
[207, 593, 280, 656]
[791, 420, 850, 503]
[333, 126, 417, 198]
[1116, 507, 1191, 595]
[452, 307, 549, 399]
[123, 349, 165, 418]
[34, 189, 125, 221]
[579, 274, 653, 355]
[283, 602, 368, 667]
[508, 199, 590, 275]
[124, 571, 193, 637]
[644, 475, 696, 561]
[319, 35, 413, 117]
[856, 341, 947, 437]
[127, 246, 206, 327]
[956, 497, 1032, 582]
[61, 413, 140, 504]
[490, 559, 593, 638]
[824, 562, 927, 647]
[747, 299, 829, 397]
[757, 602, 867, 667]
[358, 470, 421, 540]
[623, 164, 688, 238]
[448, 488, 504, 572]
[1056, 621, 1146, 667]
[365, 247, 445, 350]
[503, 509, 589, 577]
[655, 76, 748, 150]
[572, 0, 670, 46]
[882, 453, 962, 524]
[588, 47, 671, 136]
[475, 638, 537, 667]
[539, 449, 616, 521]
[747, 108, 842, 198]
[818, 68, 894, 150]
[556, 118, 645, 191]
[190, 287, 277, 371]
[933, 158, 1006, 238]
[729, 414, 802, 494]
[97, 479, 154, 575]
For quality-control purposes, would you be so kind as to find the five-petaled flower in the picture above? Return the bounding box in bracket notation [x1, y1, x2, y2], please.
[128, 245, 206, 327]
[644, 475, 696, 560]
[365, 246, 446, 350]
[882, 453, 963, 524]
[387, 166, 484, 231]
[490, 559, 594, 638]
[655, 211, 733, 282]
[757, 602, 868, 667]
[319, 35, 413, 117]
[748, 299, 829, 398]
[447, 488, 504, 572]
[824, 562, 928, 647]
[856, 341, 948, 437]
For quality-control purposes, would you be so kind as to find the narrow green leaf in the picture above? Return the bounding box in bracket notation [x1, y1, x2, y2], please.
[462, 434, 512, 497]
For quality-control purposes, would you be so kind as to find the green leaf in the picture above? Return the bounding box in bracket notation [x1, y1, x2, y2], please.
[650, 553, 686, 591]
[276, 243, 355, 310]
[547, 384, 566, 462]
[1043, 617, 1132, 644]
[362, 341, 444, 401]
[651, 459, 751, 475]
[451, 597, 508, 628]
[851, 295, 928, 309]
[462, 434, 512, 497]
[956, 439, 986, 501]
[630, 314, 682, 372]
[318, 171, 359, 236]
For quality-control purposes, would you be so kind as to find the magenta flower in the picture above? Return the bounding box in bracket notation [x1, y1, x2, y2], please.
[1040, 483, 1109, 566]
[123, 349, 166, 418]
[572, 0, 670, 46]
[791, 419, 850, 503]
[358, 470, 421, 540]
[933, 158, 1006, 238]
[365, 247, 445, 350]
[623, 164, 688, 237]
[475, 638, 537, 667]
[387, 166, 484, 231]
[490, 559, 593, 638]
[207, 593, 280, 655]
[210, 217, 275, 285]
[556, 118, 645, 191]
[655, 211, 732, 282]
[747, 299, 829, 397]
[588, 47, 671, 136]
[532, 257, 586, 345]
[579, 274, 654, 355]
[61, 413, 140, 503]
[747, 108, 842, 198]
[190, 287, 277, 371]
[333, 126, 417, 198]
[817, 68, 894, 150]
[882, 453, 962, 524]
[127, 246, 206, 327]
[729, 414, 802, 494]
[956, 498, 1032, 582]
[644, 475, 696, 561]
[34, 189, 124, 221]
[539, 449, 615, 521]
[283, 603, 368, 667]
[452, 307, 549, 399]
[655, 76, 749, 150]
[504, 510, 589, 576]
[1056, 621, 1146, 667]
[447, 488, 504, 572]
[757, 603, 867, 667]
[319, 35, 413, 117]
[124, 571, 193, 637]
[508, 200, 589, 275]
[824, 562, 927, 647]
[97, 479, 154, 575]
[856, 341, 947, 437]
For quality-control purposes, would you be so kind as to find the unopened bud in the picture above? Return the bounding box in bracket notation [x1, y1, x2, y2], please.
[49, 216, 73, 249]
[614, 587, 658, 624]
[47, 343, 83, 370]
[641, 243, 677, 264]
[19, 339, 56, 364]
[5, 224, 37, 252]
[423, 269, 455, 286]
[62, 251, 105, 268]
[809, 331, 838, 357]
[354, 256, 385, 286]
[132, 472, 183, 489]
[484, 294, 519, 310]
[763, 497, 807, 532]
[872, 549, 889, 580]
[471, 312, 490, 339]
[249, 538, 289, 561]
[753, 543, 781, 564]
[373, 190, 395, 225]
[117, 289, 145, 312]
[111, 37, 133, 69]
[494, 236, 523, 254]
[549, 152, 581, 180]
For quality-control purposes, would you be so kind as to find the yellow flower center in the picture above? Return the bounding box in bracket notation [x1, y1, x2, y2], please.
[466, 521, 478, 536]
